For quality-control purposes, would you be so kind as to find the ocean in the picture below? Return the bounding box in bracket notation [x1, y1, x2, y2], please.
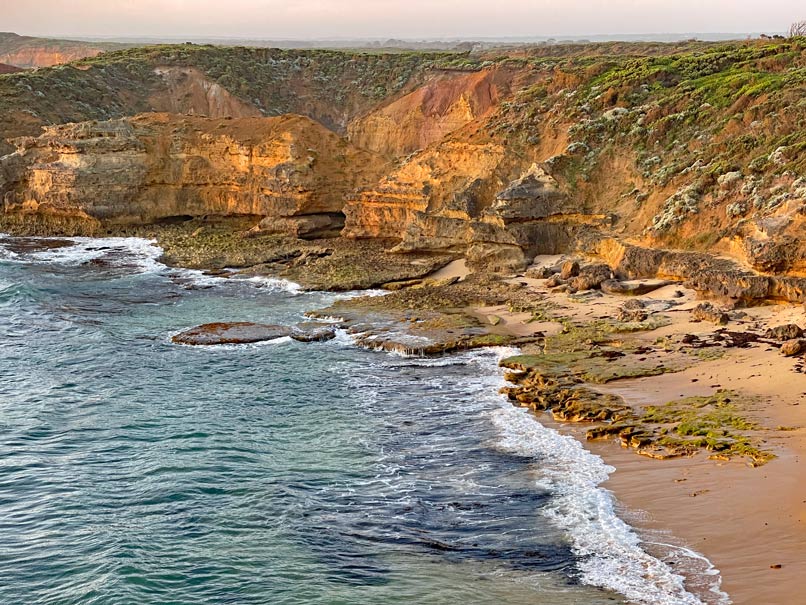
[0, 236, 729, 605]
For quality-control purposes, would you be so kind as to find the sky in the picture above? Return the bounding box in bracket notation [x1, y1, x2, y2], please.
[4, 0, 803, 39]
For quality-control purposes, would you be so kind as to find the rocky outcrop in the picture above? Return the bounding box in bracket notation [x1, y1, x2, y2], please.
[172, 322, 292, 345]
[0, 113, 386, 236]
[584, 236, 806, 304]
[343, 141, 510, 241]
[346, 156, 606, 271]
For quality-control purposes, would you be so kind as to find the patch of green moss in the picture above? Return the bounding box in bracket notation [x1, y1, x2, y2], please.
[640, 391, 774, 465]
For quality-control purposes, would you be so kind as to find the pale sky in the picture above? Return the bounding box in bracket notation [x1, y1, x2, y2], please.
[4, 1, 802, 39]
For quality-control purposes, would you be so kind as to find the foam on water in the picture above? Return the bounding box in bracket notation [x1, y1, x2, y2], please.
[483, 350, 730, 605]
[28, 236, 165, 271]
[2, 236, 304, 294]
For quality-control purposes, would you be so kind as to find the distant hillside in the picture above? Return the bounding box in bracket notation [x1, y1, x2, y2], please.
[0, 44, 452, 152]
[0, 32, 131, 68]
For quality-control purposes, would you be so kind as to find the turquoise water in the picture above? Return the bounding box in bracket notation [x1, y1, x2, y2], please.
[0, 237, 725, 605]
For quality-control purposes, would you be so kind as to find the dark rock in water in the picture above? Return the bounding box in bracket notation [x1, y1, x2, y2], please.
[765, 324, 804, 342]
[0, 236, 74, 254]
[559, 260, 580, 280]
[781, 339, 806, 357]
[601, 279, 672, 296]
[172, 322, 292, 345]
[691, 302, 729, 325]
[291, 322, 337, 343]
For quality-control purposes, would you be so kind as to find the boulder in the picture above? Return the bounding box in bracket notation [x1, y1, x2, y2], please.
[691, 302, 729, 325]
[568, 263, 612, 291]
[560, 260, 580, 279]
[766, 324, 804, 342]
[525, 265, 557, 279]
[617, 306, 648, 322]
[172, 322, 292, 345]
[781, 339, 806, 357]
[545, 274, 566, 288]
[601, 279, 673, 296]
[622, 299, 646, 310]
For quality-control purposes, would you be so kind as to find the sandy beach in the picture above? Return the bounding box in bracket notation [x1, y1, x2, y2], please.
[488, 267, 806, 605]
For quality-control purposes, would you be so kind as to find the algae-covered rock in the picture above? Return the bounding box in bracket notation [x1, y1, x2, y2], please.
[291, 322, 337, 343]
[765, 324, 803, 342]
[172, 322, 292, 345]
[601, 279, 673, 296]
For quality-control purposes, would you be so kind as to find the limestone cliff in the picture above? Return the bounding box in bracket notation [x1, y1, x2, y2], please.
[0, 113, 386, 236]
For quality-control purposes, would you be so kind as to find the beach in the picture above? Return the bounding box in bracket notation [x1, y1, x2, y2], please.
[487, 270, 806, 605]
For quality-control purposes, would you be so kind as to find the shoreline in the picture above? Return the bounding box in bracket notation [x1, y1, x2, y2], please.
[486, 277, 806, 605]
[4, 232, 804, 604]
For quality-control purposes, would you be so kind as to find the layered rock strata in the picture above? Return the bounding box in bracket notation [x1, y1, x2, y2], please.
[0, 113, 386, 237]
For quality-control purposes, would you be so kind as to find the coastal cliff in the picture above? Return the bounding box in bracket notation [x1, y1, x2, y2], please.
[0, 113, 385, 237]
[0, 39, 804, 298]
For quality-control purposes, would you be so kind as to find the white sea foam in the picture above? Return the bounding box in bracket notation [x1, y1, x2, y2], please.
[28, 237, 165, 272]
[436, 347, 729, 605]
[8, 236, 304, 293]
[167, 332, 294, 350]
[170, 269, 303, 294]
[483, 350, 730, 605]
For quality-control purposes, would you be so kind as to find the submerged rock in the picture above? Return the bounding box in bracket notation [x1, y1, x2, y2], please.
[172, 322, 292, 345]
[0, 236, 74, 254]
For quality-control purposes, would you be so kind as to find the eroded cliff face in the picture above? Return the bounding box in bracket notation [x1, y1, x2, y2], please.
[0, 48, 103, 68]
[347, 69, 511, 157]
[149, 67, 264, 118]
[344, 146, 607, 270]
[0, 32, 121, 68]
[0, 113, 386, 236]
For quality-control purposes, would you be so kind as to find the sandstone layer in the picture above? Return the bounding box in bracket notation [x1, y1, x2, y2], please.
[0, 113, 386, 237]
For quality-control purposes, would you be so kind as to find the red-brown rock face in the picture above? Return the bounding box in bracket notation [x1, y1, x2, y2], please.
[348, 69, 511, 157]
